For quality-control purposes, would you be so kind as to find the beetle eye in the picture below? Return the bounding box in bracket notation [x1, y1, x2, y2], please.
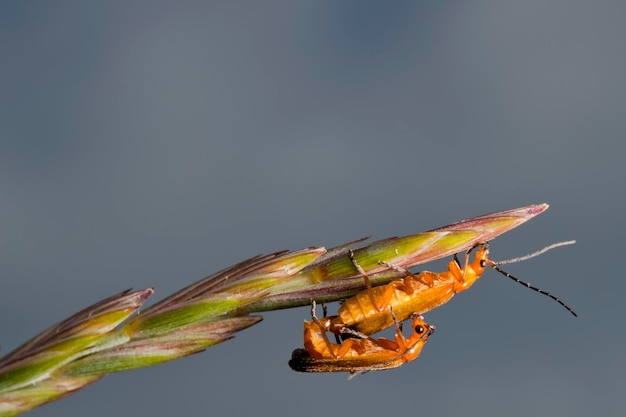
[480, 260, 486, 268]
[415, 325, 425, 334]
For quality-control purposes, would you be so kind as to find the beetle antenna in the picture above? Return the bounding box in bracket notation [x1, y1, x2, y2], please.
[495, 240, 576, 265]
[487, 261, 577, 317]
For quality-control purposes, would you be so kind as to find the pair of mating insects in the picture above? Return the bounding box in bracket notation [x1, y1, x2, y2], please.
[289, 241, 577, 376]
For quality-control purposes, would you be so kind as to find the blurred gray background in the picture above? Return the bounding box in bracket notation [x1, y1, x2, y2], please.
[1, 1, 624, 416]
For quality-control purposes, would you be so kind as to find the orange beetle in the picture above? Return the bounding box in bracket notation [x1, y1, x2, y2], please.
[289, 302, 435, 376]
[328, 242, 576, 336]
